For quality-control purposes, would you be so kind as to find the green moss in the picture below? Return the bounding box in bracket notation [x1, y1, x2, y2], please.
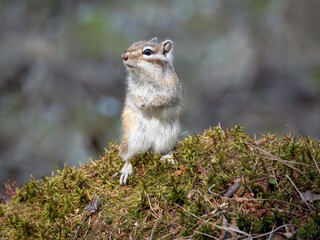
[298, 212, 320, 239]
[1, 126, 320, 239]
[194, 224, 217, 239]
[236, 213, 253, 233]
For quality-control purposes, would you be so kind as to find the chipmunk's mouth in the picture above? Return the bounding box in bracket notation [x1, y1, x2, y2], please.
[124, 63, 136, 69]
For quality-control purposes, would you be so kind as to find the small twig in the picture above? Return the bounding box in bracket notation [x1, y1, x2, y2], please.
[73, 194, 101, 240]
[157, 232, 173, 240]
[149, 222, 157, 240]
[285, 174, 313, 210]
[227, 225, 291, 240]
[248, 224, 290, 239]
[108, 231, 117, 239]
[224, 179, 241, 198]
[73, 215, 89, 240]
[83, 216, 91, 238]
[147, 194, 160, 219]
[267, 223, 276, 240]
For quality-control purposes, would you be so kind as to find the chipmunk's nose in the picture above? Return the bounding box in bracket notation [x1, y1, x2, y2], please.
[122, 51, 129, 61]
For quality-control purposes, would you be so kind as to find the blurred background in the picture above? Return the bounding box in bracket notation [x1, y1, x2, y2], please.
[0, 0, 320, 187]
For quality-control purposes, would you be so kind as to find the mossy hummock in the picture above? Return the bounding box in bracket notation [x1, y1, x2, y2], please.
[0, 126, 320, 239]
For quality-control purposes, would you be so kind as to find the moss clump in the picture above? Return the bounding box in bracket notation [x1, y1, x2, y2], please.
[0, 126, 320, 239]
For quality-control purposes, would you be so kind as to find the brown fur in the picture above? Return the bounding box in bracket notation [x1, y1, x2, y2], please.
[119, 105, 136, 157]
[119, 38, 182, 185]
[125, 40, 162, 61]
[146, 58, 163, 66]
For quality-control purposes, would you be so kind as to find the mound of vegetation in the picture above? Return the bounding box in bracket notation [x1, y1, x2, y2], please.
[0, 126, 320, 239]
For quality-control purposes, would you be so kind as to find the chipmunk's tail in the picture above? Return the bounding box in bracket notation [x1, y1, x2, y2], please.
[178, 131, 189, 141]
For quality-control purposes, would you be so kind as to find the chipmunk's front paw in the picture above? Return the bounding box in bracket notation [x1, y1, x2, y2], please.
[120, 162, 133, 185]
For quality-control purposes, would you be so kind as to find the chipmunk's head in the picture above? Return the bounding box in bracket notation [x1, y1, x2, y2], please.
[122, 38, 174, 79]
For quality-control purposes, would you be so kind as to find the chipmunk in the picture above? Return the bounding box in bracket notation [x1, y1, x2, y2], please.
[119, 37, 183, 185]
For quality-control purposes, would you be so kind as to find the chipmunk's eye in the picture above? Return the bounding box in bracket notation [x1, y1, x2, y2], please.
[143, 49, 153, 56]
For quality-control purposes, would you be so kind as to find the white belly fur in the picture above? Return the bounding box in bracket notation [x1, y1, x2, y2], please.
[127, 107, 179, 157]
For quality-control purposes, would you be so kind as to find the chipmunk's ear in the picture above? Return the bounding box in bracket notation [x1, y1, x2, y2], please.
[150, 37, 158, 43]
[161, 40, 173, 57]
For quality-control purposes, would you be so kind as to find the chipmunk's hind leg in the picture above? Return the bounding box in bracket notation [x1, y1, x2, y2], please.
[119, 127, 150, 185]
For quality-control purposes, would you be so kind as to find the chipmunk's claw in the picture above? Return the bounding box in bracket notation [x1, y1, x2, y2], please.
[120, 162, 133, 185]
[120, 173, 129, 185]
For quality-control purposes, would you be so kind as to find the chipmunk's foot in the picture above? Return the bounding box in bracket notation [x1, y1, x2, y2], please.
[160, 151, 176, 164]
[120, 162, 133, 185]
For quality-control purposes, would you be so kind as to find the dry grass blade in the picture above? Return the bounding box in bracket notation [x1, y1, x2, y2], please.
[248, 142, 319, 191]
[147, 194, 160, 219]
[256, 154, 312, 167]
[285, 174, 313, 210]
[208, 184, 308, 211]
[157, 232, 174, 240]
[249, 224, 290, 239]
[271, 167, 279, 187]
[149, 222, 157, 240]
[226, 225, 291, 240]
[303, 139, 320, 175]
[174, 203, 252, 238]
